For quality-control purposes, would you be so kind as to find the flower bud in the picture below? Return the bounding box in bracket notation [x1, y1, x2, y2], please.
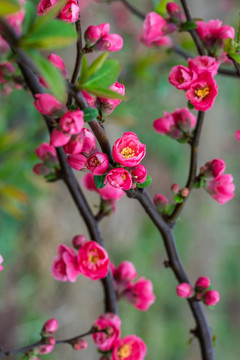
[171, 183, 180, 194]
[180, 187, 189, 198]
[95, 34, 123, 52]
[203, 290, 220, 306]
[42, 319, 59, 334]
[195, 276, 211, 291]
[50, 128, 71, 147]
[131, 164, 147, 184]
[176, 283, 194, 298]
[235, 130, 240, 142]
[166, 2, 184, 21]
[33, 163, 51, 176]
[66, 154, 87, 171]
[72, 339, 88, 351]
[0, 254, 4, 272]
[153, 194, 168, 211]
[72, 235, 88, 249]
[34, 94, 64, 116]
[44, 337, 56, 346]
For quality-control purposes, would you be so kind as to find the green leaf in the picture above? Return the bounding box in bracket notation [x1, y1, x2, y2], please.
[154, 0, 169, 15]
[94, 175, 107, 189]
[174, 194, 183, 203]
[20, 19, 77, 50]
[21, 1, 37, 35]
[187, 101, 194, 110]
[180, 21, 197, 31]
[28, 50, 66, 102]
[83, 86, 126, 100]
[137, 175, 152, 188]
[82, 59, 121, 88]
[83, 108, 98, 122]
[79, 55, 88, 84]
[0, 0, 20, 16]
[163, 203, 175, 216]
[229, 52, 240, 64]
[45, 172, 58, 182]
[223, 38, 235, 53]
[87, 52, 109, 77]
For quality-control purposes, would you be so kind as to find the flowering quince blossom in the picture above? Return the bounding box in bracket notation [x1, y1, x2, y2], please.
[37, 0, 80, 23]
[34, 94, 65, 116]
[188, 56, 220, 77]
[72, 339, 88, 351]
[166, 2, 185, 22]
[77, 241, 109, 280]
[33, 142, 59, 176]
[0, 255, 3, 272]
[153, 108, 196, 140]
[42, 319, 59, 335]
[235, 130, 240, 141]
[84, 23, 109, 45]
[195, 276, 211, 291]
[38, 53, 67, 87]
[153, 194, 169, 211]
[131, 164, 147, 184]
[64, 128, 96, 155]
[112, 132, 146, 167]
[66, 153, 87, 171]
[168, 65, 198, 90]
[186, 71, 218, 111]
[51, 244, 80, 282]
[176, 283, 194, 298]
[92, 313, 121, 351]
[203, 290, 220, 306]
[106, 168, 133, 190]
[206, 174, 235, 204]
[111, 261, 138, 292]
[112, 335, 147, 360]
[84, 22, 123, 52]
[125, 277, 156, 311]
[86, 152, 109, 175]
[37, 345, 55, 355]
[200, 158, 226, 178]
[141, 11, 171, 47]
[72, 235, 88, 249]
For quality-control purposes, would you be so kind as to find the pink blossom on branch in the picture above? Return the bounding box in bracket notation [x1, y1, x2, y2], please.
[92, 313, 121, 351]
[203, 290, 220, 306]
[169, 65, 198, 90]
[77, 241, 109, 280]
[34, 94, 65, 116]
[95, 34, 123, 52]
[84, 23, 109, 45]
[131, 164, 147, 184]
[0, 254, 3, 272]
[196, 19, 235, 49]
[50, 127, 71, 147]
[125, 277, 156, 311]
[72, 235, 88, 249]
[106, 168, 132, 190]
[100, 82, 125, 115]
[195, 276, 211, 291]
[141, 11, 171, 47]
[66, 153, 87, 171]
[188, 56, 220, 77]
[176, 283, 194, 298]
[206, 174, 235, 204]
[111, 261, 138, 291]
[153, 194, 169, 211]
[51, 244, 79, 283]
[59, 110, 84, 135]
[42, 319, 59, 335]
[35, 142, 57, 162]
[37, 0, 79, 23]
[112, 132, 146, 167]
[200, 158, 226, 178]
[86, 152, 109, 175]
[235, 130, 240, 141]
[112, 335, 147, 360]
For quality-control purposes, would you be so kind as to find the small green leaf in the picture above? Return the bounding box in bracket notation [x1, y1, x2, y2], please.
[180, 21, 197, 31]
[174, 194, 183, 203]
[87, 52, 109, 77]
[79, 54, 88, 84]
[137, 175, 152, 188]
[83, 86, 126, 100]
[28, 50, 66, 102]
[82, 59, 121, 88]
[163, 203, 175, 216]
[20, 19, 77, 49]
[154, 0, 169, 15]
[0, 0, 20, 16]
[187, 101, 194, 110]
[229, 52, 240, 64]
[194, 182, 200, 189]
[45, 172, 58, 182]
[94, 175, 107, 189]
[177, 137, 190, 144]
[21, 1, 37, 35]
[223, 38, 235, 53]
[83, 108, 99, 122]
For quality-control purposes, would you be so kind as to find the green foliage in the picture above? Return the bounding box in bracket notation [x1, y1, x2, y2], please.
[174, 194, 183, 203]
[0, 0, 20, 16]
[224, 38, 240, 64]
[154, 0, 169, 15]
[94, 175, 107, 189]
[180, 21, 197, 31]
[28, 50, 66, 102]
[87, 52, 109, 77]
[83, 108, 99, 122]
[187, 101, 194, 109]
[137, 175, 152, 188]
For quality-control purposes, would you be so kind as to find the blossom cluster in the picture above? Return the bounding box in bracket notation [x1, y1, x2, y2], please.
[37, 0, 80, 23]
[111, 261, 156, 311]
[33, 142, 59, 177]
[51, 235, 109, 282]
[92, 313, 146, 360]
[176, 276, 220, 306]
[84, 23, 123, 52]
[169, 56, 219, 111]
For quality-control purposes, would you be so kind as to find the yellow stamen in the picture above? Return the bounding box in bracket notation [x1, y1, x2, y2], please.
[94, 159, 100, 166]
[195, 86, 210, 99]
[88, 252, 99, 265]
[121, 147, 135, 159]
[122, 174, 126, 181]
[117, 344, 131, 359]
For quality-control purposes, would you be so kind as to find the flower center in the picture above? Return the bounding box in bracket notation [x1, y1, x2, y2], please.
[117, 344, 131, 359]
[195, 86, 210, 99]
[94, 159, 100, 166]
[122, 174, 126, 181]
[121, 147, 135, 159]
[88, 251, 99, 265]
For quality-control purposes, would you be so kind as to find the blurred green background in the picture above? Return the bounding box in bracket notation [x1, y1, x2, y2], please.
[0, 0, 240, 359]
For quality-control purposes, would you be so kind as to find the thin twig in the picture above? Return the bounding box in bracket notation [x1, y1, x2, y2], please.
[120, 0, 145, 20]
[71, 18, 83, 84]
[228, 55, 240, 77]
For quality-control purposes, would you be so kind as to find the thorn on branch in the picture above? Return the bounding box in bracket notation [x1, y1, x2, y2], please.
[163, 260, 171, 268]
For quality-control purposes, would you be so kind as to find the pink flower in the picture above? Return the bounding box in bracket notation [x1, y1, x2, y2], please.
[63, 128, 96, 155]
[42, 319, 59, 334]
[196, 19, 235, 48]
[112, 335, 147, 360]
[186, 71, 218, 111]
[235, 130, 240, 141]
[86, 152, 109, 175]
[81, 90, 97, 108]
[201, 159, 226, 178]
[34, 94, 64, 116]
[112, 261, 138, 290]
[66, 153, 87, 171]
[92, 313, 121, 351]
[0, 35, 9, 55]
[0, 254, 4, 272]
[141, 12, 167, 47]
[172, 107, 196, 132]
[77, 241, 109, 280]
[206, 174, 235, 204]
[112, 132, 146, 167]
[95, 34, 123, 52]
[100, 82, 125, 115]
[50, 127, 71, 147]
[84, 23, 110, 45]
[188, 56, 220, 77]
[72, 235, 88, 249]
[48, 53, 67, 78]
[37, 345, 54, 355]
[51, 244, 79, 282]
[125, 277, 156, 311]
[72, 339, 88, 351]
[195, 276, 211, 291]
[169, 65, 198, 90]
[35, 142, 57, 161]
[106, 168, 132, 190]
[5, 10, 25, 35]
[153, 111, 175, 135]
[36, 0, 57, 15]
[203, 290, 220, 306]
[60, 110, 84, 135]
[166, 2, 185, 22]
[58, 0, 79, 23]
[131, 164, 147, 184]
[176, 283, 194, 298]
[153, 194, 168, 211]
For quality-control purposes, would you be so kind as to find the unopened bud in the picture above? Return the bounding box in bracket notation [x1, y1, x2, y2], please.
[72, 235, 88, 249]
[153, 194, 168, 211]
[171, 183, 180, 194]
[176, 283, 194, 298]
[180, 187, 189, 198]
[72, 339, 88, 351]
[203, 290, 220, 306]
[42, 318, 59, 335]
[195, 276, 210, 291]
[44, 337, 56, 346]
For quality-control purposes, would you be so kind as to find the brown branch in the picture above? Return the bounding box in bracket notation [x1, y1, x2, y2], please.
[228, 55, 240, 77]
[71, 18, 83, 85]
[120, 0, 145, 20]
